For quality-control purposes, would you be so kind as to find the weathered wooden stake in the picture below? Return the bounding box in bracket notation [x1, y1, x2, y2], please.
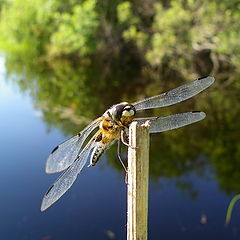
[127, 121, 150, 240]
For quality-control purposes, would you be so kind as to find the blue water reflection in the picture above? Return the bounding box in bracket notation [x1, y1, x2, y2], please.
[0, 58, 240, 240]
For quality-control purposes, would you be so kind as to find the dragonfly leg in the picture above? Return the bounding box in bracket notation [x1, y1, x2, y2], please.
[120, 130, 137, 149]
[117, 139, 129, 184]
[117, 139, 128, 173]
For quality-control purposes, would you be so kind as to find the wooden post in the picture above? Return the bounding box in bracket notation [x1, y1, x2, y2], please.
[127, 121, 150, 240]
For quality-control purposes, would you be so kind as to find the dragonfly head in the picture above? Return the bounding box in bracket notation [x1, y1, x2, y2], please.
[111, 102, 136, 127]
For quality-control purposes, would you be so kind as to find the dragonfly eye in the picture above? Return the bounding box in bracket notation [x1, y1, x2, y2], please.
[121, 105, 136, 117]
[110, 103, 136, 122]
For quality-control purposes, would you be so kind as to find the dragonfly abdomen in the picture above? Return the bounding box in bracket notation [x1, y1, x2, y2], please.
[88, 141, 113, 167]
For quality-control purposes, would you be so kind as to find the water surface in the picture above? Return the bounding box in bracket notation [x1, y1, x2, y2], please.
[0, 56, 239, 240]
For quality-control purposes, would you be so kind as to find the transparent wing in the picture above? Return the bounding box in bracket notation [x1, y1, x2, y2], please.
[133, 76, 214, 111]
[41, 135, 98, 211]
[135, 111, 206, 133]
[45, 117, 102, 174]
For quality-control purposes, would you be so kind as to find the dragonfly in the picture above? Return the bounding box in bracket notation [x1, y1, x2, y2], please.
[41, 76, 215, 211]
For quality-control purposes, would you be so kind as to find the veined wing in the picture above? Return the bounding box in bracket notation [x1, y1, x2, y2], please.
[133, 76, 214, 111]
[45, 117, 102, 174]
[41, 134, 98, 211]
[135, 111, 206, 133]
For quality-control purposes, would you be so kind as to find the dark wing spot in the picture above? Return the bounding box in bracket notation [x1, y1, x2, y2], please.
[78, 132, 81, 137]
[45, 184, 54, 196]
[192, 110, 201, 113]
[51, 146, 59, 154]
[73, 156, 80, 162]
[198, 76, 207, 80]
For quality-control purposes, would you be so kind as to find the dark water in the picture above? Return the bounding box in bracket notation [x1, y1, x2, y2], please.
[1, 55, 240, 240]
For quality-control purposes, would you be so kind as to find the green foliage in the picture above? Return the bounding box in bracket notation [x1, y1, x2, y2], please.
[0, 0, 58, 58]
[117, 1, 134, 24]
[146, 1, 192, 67]
[117, 1, 148, 49]
[0, 0, 99, 59]
[151, 0, 240, 72]
[123, 26, 148, 49]
[50, 0, 99, 57]
[1, 0, 240, 75]
[116, 0, 240, 78]
[117, 1, 139, 25]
